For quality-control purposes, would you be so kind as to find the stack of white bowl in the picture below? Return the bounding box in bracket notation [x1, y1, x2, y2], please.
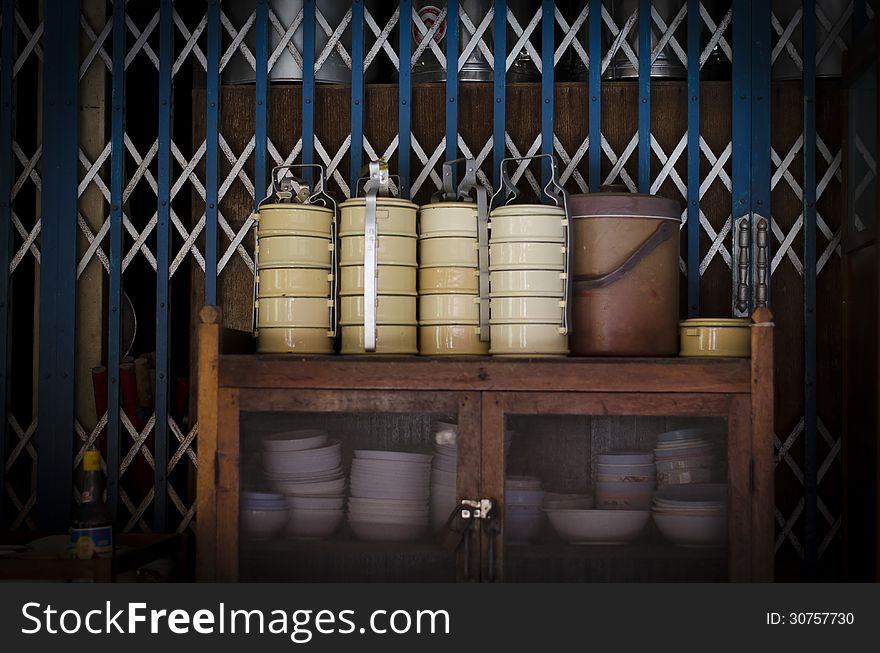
[338, 196, 419, 354]
[652, 483, 728, 547]
[418, 202, 489, 355]
[240, 491, 289, 539]
[254, 200, 335, 354]
[505, 476, 545, 542]
[348, 450, 432, 541]
[595, 452, 657, 509]
[430, 422, 459, 532]
[488, 204, 569, 356]
[654, 429, 721, 487]
[262, 430, 345, 538]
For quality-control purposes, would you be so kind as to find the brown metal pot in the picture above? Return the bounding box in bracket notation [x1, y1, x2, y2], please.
[570, 193, 681, 356]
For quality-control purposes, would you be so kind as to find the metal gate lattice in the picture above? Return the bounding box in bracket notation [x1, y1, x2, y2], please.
[0, 1, 867, 579]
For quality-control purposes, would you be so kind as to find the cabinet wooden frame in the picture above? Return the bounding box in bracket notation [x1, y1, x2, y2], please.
[197, 306, 774, 582]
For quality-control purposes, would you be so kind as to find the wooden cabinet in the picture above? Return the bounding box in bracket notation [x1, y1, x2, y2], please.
[196, 306, 774, 582]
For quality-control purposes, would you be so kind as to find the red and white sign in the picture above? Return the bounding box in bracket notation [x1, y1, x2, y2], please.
[413, 5, 446, 46]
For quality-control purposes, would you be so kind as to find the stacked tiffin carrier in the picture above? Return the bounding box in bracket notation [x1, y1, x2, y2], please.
[338, 163, 419, 354]
[254, 166, 336, 354]
[418, 159, 490, 355]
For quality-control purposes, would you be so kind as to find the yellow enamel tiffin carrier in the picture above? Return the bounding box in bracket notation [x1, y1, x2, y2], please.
[338, 162, 419, 354]
[418, 158, 490, 355]
[487, 154, 571, 356]
[253, 165, 337, 354]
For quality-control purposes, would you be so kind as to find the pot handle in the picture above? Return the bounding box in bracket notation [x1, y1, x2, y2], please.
[572, 221, 675, 292]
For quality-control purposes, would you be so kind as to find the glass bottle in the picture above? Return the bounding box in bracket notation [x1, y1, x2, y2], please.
[69, 449, 114, 559]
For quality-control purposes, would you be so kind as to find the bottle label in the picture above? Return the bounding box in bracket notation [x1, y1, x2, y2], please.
[70, 526, 113, 559]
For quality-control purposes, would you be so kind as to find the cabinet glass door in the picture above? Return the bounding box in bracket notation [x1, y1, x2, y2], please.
[236, 392, 480, 582]
[496, 411, 731, 582]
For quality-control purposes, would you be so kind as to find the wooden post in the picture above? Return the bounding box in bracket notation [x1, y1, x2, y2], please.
[76, 0, 110, 450]
[196, 305, 221, 581]
[750, 307, 775, 581]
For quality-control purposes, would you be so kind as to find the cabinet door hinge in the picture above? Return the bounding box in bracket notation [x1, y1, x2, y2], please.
[215, 451, 221, 487]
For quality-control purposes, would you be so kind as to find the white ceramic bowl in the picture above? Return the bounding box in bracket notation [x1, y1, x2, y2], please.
[545, 509, 650, 544]
[488, 242, 565, 271]
[340, 325, 418, 354]
[257, 203, 333, 238]
[339, 235, 418, 267]
[258, 234, 332, 269]
[240, 508, 289, 539]
[419, 202, 478, 238]
[597, 452, 655, 465]
[354, 450, 433, 464]
[256, 327, 334, 354]
[256, 296, 331, 329]
[263, 430, 329, 452]
[489, 269, 565, 297]
[490, 296, 564, 324]
[419, 267, 479, 294]
[653, 511, 727, 546]
[419, 293, 481, 325]
[339, 265, 417, 296]
[506, 489, 546, 506]
[489, 323, 569, 356]
[338, 197, 418, 236]
[595, 482, 656, 510]
[543, 493, 594, 510]
[339, 294, 416, 326]
[271, 477, 346, 496]
[286, 508, 344, 539]
[257, 267, 332, 298]
[657, 468, 716, 487]
[286, 495, 346, 510]
[597, 463, 656, 476]
[656, 428, 714, 443]
[488, 205, 566, 243]
[349, 519, 426, 542]
[654, 483, 727, 505]
[419, 325, 488, 356]
[419, 237, 479, 268]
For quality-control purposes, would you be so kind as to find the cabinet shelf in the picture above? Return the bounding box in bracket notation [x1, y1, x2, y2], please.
[197, 305, 774, 582]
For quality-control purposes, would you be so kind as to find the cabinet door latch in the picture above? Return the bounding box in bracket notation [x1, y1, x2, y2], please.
[460, 498, 495, 520]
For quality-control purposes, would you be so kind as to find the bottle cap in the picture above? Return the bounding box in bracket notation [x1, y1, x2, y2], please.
[83, 450, 101, 472]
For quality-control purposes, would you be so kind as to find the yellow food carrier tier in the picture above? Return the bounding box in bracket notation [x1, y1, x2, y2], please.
[338, 161, 419, 354]
[487, 153, 572, 357]
[252, 164, 337, 354]
[418, 157, 490, 356]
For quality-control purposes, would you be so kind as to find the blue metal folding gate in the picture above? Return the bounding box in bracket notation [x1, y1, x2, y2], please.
[0, 0, 872, 577]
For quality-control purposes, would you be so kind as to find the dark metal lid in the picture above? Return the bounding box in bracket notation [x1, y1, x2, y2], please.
[569, 193, 682, 221]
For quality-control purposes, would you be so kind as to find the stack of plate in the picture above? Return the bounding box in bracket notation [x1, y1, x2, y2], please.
[489, 205, 568, 356]
[595, 452, 657, 509]
[652, 483, 728, 547]
[654, 429, 721, 487]
[505, 476, 545, 542]
[262, 430, 345, 538]
[240, 491, 289, 539]
[348, 450, 432, 541]
[338, 197, 419, 354]
[254, 201, 335, 354]
[418, 202, 488, 355]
